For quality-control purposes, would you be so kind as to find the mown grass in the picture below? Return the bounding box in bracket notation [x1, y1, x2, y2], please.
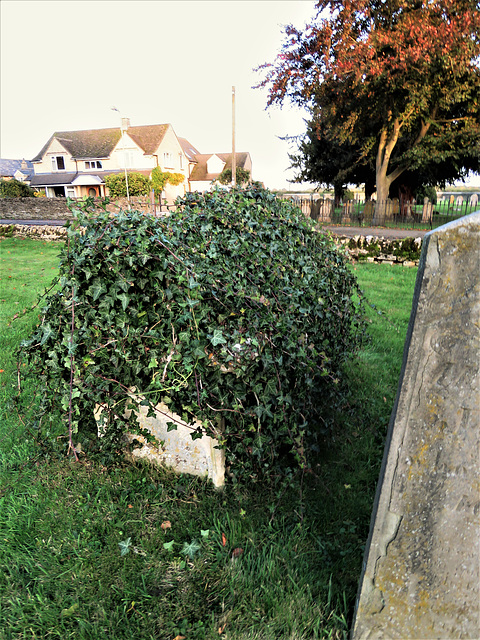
[0, 237, 418, 640]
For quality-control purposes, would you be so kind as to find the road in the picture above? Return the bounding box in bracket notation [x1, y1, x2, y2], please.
[321, 224, 428, 239]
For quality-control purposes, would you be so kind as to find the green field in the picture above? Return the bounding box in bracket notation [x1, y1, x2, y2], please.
[0, 237, 418, 640]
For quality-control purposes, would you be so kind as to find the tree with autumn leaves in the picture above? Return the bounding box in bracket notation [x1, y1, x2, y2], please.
[258, 0, 480, 215]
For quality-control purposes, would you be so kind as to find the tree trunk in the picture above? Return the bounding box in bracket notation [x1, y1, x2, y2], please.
[374, 122, 404, 222]
[334, 181, 345, 206]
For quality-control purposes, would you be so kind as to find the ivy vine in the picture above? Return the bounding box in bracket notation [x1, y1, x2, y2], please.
[20, 187, 367, 482]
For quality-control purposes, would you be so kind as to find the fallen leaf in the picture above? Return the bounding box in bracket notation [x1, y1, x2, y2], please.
[173, 636, 186, 640]
[61, 603, 79, 617]
[232, 547, 243, 559]
[128, 504, 133, 509]
[222, 532, 227, 547]
[161, 520, 172, 531]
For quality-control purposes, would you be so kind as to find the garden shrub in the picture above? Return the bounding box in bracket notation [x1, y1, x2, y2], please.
[0, 179, 35, 197]
[20, 187, 366, 481]
[104, 172, 152, 198]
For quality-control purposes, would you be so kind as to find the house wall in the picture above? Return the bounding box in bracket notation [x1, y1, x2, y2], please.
[156, 126, 189, 203]
[110, 133, 155, 171]
[207, 155, 226, 174]
[33, 138, 77, 174]
[189, 181, 214, 193]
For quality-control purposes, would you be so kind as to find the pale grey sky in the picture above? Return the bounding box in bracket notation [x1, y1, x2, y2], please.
[1, 0, 317, 189]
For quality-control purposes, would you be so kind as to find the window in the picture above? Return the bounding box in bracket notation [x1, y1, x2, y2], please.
[85, 160, 102, 170]
[51, 155, 66, 171]
[179, 153, 184, 170]
[164, 152, 174, 168]
[120, 151, 135, 168]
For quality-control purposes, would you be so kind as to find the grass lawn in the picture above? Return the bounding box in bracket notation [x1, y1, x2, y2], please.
[0, 237, 418, 640]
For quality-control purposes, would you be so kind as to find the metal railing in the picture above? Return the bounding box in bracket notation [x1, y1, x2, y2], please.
[279, 195, 479, 230]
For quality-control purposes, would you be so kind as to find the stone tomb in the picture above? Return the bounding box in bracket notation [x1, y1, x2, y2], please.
[352, 213, 480, 639]
[96, 397, 225, 489]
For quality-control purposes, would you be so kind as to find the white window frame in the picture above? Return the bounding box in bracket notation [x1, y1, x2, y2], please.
[120, 151, 135, 169]
[84, 160, 102, 170]
[163, 152, 174, 168]
[51, 155, 66, 171]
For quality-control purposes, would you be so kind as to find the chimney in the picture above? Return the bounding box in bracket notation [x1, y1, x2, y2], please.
[121, 117, 130, 131]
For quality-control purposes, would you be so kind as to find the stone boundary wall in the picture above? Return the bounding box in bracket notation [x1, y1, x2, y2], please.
[333, 234, 422, 266]
[0, 223, 68, 241]
[0, 197, 74, 220]
[0, 196, 155, 220]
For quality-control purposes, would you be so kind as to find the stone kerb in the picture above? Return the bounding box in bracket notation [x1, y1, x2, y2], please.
[351, 212, 480, 639]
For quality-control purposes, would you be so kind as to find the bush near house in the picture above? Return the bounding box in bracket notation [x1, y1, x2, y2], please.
[151, 167, 184, 195]
[19, 187, 367, 482]
[0, 178, 35, 197]
[217, 167, 251, 186]
[104, 172, 152, 198]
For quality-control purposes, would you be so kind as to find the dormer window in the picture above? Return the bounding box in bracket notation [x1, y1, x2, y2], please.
[51, 155, 66, 171]
[85, 161, 102, 170]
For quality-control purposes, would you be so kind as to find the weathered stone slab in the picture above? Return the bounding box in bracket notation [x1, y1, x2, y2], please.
[126, 401, 225, 489]
[352, 212, 480, 639]
[96, 398, 225, 488]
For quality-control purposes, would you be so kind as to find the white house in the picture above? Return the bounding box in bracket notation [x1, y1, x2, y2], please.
[30, 122, 198, 202]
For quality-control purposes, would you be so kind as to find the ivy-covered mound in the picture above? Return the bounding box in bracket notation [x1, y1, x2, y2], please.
[20, 187, 366, 481]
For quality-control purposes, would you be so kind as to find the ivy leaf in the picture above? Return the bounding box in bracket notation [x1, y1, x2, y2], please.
[40, 323, 55, 346]
[118, 538, 132, 556]
[181, 539, 201, 559]
[163, 540, 176, 552]
[91, 279, 107, 301]
[118, 293, 130, 311]
[210, 329, 226, 346]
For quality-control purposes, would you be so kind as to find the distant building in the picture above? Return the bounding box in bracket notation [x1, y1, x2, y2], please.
[25, 123, 253, 201]
[0, 158, 34, 182]
[189, 152, 252, 192]
[29, 123, 196, 202]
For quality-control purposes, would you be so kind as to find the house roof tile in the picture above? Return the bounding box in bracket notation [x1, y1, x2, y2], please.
[31, 124, 171, 162]
[30, 173, 79, 186]
[29, 169, 151, 187]
[178, 138, 201, 162]
[0, 158, 34, 177]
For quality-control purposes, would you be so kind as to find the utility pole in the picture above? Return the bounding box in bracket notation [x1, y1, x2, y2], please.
[232, 86, 236, 188]
[111, 107, 130, 205]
